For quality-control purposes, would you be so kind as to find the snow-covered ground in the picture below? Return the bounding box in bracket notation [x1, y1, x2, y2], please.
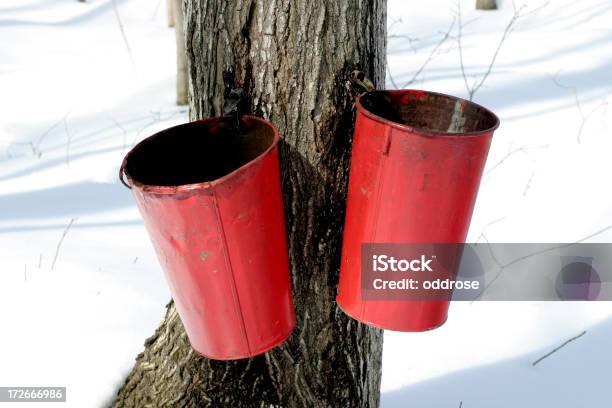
[382, 1, 612, 407]
[0, 1, 183, 406]
[0, 0, 610, 407]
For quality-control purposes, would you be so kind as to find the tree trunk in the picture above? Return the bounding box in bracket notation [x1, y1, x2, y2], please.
[114, 1, 386, 407]
[167, 0, 176, 27]
[476, 0, 497, 10]
[174, 0, 188, 105]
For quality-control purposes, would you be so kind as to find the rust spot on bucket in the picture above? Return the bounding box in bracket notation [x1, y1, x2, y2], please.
[360, 186, 372, 197]
[200, 251, 209, 261]
[419, 174, 429, 192]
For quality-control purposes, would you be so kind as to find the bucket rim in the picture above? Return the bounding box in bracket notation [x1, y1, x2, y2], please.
[120, 115, 280, 194]
[356, 89, 500, 138]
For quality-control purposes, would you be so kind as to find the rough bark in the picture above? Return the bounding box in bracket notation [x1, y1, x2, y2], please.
[476, 0, 497, 10]
[174, 0, 188, 105]
[114, 1, 386, 407]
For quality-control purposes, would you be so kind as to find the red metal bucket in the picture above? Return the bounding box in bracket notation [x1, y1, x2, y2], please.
[337, 90, 499, 331]
[120, 116, 295, 359]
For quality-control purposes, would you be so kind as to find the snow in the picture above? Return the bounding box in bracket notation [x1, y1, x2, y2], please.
[0, 1, 184, 406]
[0, 0, 610, 407]
[382, 0, 612, 406]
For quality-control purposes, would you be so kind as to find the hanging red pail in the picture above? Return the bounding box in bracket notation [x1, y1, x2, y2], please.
[337, 90, 499, 331]
[120, 116, 295, 359]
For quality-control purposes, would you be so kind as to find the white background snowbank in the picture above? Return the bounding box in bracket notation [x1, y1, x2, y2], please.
[0, 0, 610, 407]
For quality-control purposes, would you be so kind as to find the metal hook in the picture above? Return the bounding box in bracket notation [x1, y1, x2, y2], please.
[223, 69, 247, 134]
[350, 63, 375, 93]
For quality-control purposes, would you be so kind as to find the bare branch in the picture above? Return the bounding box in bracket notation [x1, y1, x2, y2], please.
[151, 0, 163, 20]
[485, 143, 549, 176]
[456, 1, 546, 100]
[523, 172, 534, 196]
[34, 114, 67, 156]
[474, 216, 506, 244]
[532, 330, 587, 366]
[0, 113, 70, 158]
[112, 117, 128, 154]
[63, 116, 72, 169]
[456, 1, 472, 98]
[386, 55, 400, 89]
[399, 18, 456, 88]
[552, 72, 608, 142]
[112, 0, 136, 68]
[387, 34, 419, 49]
[51, 218, 78, 271]
[475, 222, 612, 300]
[387, 16, 404, 33]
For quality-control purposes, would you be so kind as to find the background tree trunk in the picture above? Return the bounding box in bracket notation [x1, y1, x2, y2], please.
[167, 0, 175, 27]
[174, 0, 188, 105]
[476, 0, 497, 10]
[114, 0, 386, 406]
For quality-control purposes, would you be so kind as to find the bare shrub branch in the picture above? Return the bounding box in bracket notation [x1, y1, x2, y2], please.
[532, 331, 587, 366]
[484, 143, 549, 176]
[475, 223, 612, 300]
[400, 19, 457, 88]
[386, 17, 456, 89]
[456, 1, 547, 100]
[552, 72, 609, 143]
[51, 218, 78, 271]
[63, 116, 72, 169]
[112, 0, 135, 68]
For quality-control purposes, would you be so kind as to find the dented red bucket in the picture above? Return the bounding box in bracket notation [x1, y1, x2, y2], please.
[337, 90, 499, 331]
[120, 116, 295, 359]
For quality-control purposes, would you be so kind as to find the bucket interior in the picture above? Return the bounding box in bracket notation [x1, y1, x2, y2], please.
[360, 90, 498, 134]
[125, 117, 275, 186]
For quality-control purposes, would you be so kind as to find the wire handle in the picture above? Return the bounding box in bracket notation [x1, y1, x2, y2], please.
[119, 158, 131, 189]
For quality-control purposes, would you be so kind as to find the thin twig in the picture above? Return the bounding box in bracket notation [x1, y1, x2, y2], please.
[479, 233, 504, 270]
[388, 34, 419, 53]
[386, 59, 400, 90]
[456, 1, 471, 98]
[474, 216, 506, 244]
[456, 0, 542, 100]
[112, 117, 128, 154]
[34, 114, 67, 157]
[51, 218, 77, 271]
[485, 143, 549, 176]
[523, 172, 534, 196]
[475, 222, 612, 300]
[112, 0, 136, 68]
[63, 116, 72, 169]
[470, 3, 525, 99]
[532, 331, 587, 366]
[552, 72, 608, 143]
[151, 0, 163, 20]
[387, 16, 404, 34]
[130, 108, 188, 146]
[399, 18, 457, 88]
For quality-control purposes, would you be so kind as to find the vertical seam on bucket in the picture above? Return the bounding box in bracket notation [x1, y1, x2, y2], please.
[210, 184, 252, 356]
[360, 125, 392, 320]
